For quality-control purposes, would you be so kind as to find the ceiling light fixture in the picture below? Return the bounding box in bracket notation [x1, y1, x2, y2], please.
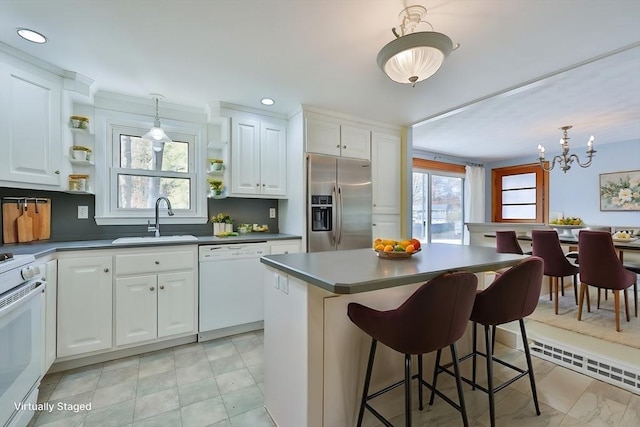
[260, 98, 275, 106]
[143, 94, 172, 151]
[16, 28, 47, 44]
[377, 5, 455, 87]
[537, 125, 595, 173]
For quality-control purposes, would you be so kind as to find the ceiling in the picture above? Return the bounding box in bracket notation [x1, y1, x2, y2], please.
[1, 0, 639, 162]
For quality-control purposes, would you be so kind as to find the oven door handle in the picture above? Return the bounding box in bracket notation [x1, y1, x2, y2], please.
[0, 280, 46, 316]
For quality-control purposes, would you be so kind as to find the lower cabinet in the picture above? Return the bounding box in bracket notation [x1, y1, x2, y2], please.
[57, 256, 113, 358]
[43, 260, 57, 373]
[114, 247, 197, 347]
[115, 271, 195, 346]
[269, 240, 302, 255]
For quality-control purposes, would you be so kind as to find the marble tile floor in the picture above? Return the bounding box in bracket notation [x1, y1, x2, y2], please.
[28, 331, 638, 427]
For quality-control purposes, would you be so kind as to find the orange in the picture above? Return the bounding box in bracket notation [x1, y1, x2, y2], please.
[383, 244, 394, 252]
[375, 244, 385, 251]
[405, 244, 415, 253]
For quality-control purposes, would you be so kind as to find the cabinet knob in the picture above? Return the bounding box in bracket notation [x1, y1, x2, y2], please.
[104, 268, 109, 273]
[256, 183, 260, 187]
[155, 261, 160, 265]
[372, 223, 377, 226]
[336, 144, 340, 148]
[343, 145, 347, 149]
[262, 183, 265, 186]
[150, 287, 155, 291]
[55, 170, 61, 175]
[160, 285, 165, 290]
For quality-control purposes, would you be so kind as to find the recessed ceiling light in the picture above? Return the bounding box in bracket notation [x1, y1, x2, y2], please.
[16, 28, 47, 44]
[260, 98, 275, 106]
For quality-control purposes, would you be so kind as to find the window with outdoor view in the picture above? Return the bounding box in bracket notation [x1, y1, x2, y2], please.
[492, 163, 548, 223]
[117, 134, 191, 210]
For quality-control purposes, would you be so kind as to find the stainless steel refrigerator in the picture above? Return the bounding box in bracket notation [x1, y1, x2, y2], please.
[307, 154, 372, 252]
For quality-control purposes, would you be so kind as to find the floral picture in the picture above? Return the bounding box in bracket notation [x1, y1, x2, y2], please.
[599, 170, 640, 211]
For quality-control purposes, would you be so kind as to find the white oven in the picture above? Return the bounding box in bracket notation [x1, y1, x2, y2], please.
[0, 254, 46, 427]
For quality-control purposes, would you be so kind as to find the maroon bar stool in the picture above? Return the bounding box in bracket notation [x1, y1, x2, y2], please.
[577, 231, 637, 332]
[435, 257, 544, 427]
[348, 271, 478, 427]
[532, 230, 579, 314]
[496, 230, 524, 255]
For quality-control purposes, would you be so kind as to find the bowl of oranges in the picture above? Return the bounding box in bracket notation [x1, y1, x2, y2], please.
[373, 238, 421, 259]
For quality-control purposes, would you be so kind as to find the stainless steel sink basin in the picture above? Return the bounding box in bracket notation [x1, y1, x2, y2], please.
[112, 235, 199, 245]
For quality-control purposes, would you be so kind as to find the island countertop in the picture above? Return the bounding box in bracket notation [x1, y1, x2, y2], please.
[260, 243, 526, 294]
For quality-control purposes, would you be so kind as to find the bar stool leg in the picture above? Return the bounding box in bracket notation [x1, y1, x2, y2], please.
[561, 276, 565, 296]
[428, 349, 442, 405]
[418, 354, 424, 410]
[484, 325, 496, 427]
[405, 354, 412, 427]
[519, 319, 541, 416]
[573, 274, 578, 305]
[554, 277, 559, 315]
[472, 321, 478, 391]
[357, 339, 377, 427]
[450, 343, 469, 427]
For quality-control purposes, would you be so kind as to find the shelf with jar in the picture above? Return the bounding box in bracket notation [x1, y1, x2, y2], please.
[207, 158, 225, 176]
[67, 174, 93, 194]
[69, 146, 94, 165]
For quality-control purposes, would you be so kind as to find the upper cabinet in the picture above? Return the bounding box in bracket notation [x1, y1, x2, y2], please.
[372, 132, 401, 214]
[0, 52, 62, 187]
[229, 112, 287, 198]
[306, 117, 371, 160]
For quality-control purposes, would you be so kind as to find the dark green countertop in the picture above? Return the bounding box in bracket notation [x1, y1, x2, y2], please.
[0, 234, 301, 258]
[261, 244, 526, 294]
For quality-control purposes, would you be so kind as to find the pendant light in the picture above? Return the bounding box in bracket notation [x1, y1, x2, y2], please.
[377, 5, 455, 87]
[143, 94, 172, 151]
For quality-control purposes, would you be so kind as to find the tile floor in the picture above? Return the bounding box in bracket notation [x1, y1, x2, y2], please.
[28, 330, 639, 427]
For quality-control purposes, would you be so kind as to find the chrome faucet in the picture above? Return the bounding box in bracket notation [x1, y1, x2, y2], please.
[148, 197, 174, 237]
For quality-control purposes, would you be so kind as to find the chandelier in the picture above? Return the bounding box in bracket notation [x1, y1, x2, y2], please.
[537, 126, 595, 173]
[377, 5, 455, 87]
[142, 94, 172, 151]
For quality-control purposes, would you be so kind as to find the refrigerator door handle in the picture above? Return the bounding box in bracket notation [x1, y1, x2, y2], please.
[337, 186, 344, 244]
[332, 185, 338, 246]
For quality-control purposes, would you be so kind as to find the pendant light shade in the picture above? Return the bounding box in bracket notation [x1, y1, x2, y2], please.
[377, 31, 453, 86]
[377, 5, 455, 87]
[143, 94, 172, 151]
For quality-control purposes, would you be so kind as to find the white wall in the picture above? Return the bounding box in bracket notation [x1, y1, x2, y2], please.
[485, 139, 640, 226]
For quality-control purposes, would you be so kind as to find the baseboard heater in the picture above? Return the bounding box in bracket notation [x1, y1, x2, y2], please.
[530, 338, 640, 394]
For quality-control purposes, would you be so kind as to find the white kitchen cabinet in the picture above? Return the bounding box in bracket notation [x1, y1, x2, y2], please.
[114, 247, 197, 346]
[373, 214, 401, 239]
[230, 115, 287, 197]
[306, 117, 371, 160]
[57, 256, 113, 358]
[0, 52, 62, 188]
[372, 132, 401, 215]
[43, 260, 57, 373]
[270, 240, 302, 255]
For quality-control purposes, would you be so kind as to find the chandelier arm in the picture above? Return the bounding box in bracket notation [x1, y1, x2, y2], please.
[569, 153, 595, 169]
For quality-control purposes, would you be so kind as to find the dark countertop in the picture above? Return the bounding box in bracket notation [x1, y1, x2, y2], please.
[260, 244, 526, 294]
[0, 233, 301, 258]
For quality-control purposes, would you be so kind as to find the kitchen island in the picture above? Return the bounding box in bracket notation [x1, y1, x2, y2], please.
[260, 244, 526, 427]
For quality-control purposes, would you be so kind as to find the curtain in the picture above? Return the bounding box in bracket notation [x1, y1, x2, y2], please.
[464, 165, 485, 244]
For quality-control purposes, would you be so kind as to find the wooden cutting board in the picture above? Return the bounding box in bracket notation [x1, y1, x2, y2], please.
[2, 199, 51, 243]
[17, 208, 33, 243]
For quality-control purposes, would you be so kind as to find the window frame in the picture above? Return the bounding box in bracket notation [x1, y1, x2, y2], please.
[491, 163, 549, 223]
[94, 109, 207, 225]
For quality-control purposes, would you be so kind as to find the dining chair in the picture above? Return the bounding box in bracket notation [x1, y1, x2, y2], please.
[532, 230, 579, 314]
[348, 271, 478, 427]
[495, 231, 525, 255]
[577, 231, 637, 332]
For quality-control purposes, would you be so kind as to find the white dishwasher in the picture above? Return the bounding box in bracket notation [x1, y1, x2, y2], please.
[198, 243, 269, 340]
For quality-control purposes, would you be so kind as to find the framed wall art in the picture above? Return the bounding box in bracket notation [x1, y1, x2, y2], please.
[599, 170, 640, 211]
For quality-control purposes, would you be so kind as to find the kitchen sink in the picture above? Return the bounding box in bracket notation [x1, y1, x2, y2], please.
[111, 235, 199, 245]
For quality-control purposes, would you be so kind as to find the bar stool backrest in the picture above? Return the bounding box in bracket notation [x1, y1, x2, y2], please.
[472, 257, 544, 325]
[347, 272, 477, 355]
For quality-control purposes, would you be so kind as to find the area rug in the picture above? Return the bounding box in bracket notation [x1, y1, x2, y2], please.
[527, 286, 640, 349]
